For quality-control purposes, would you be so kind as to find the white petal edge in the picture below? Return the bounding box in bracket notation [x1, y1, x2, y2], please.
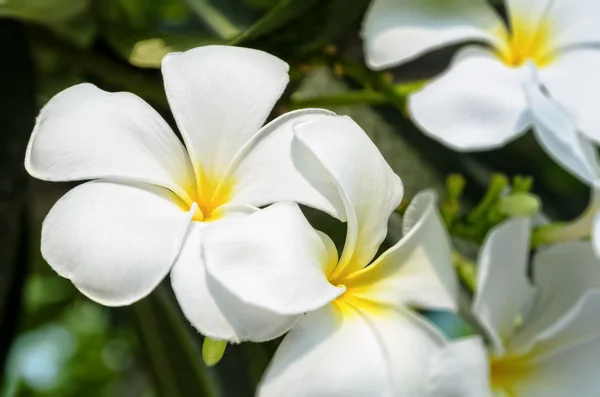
[202, 202, 344, 316]
[362, 0, 504, 69]
[26, 83, 195, 202]
[171, 222, 301, 343]
[541, 49, 600, 145]
[472, 217, 536, 356]
[427, 337, 493, 397]
[409, 46, 532, 151]
[510, 242, 600, 353]
[292, 115, 404, 279]
[258, 304, 392, 397]
[162, 45, 289, 178]
[225, 108, 342, 220]
[41, 180, 192, 306]
[343, 190, 458, 312]
[525, 80, 600, 187]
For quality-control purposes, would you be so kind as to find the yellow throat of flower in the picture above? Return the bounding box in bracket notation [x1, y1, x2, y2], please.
[494, 14, 556, 68]
[180, 167, 235, 222]
[489, 352, 533, 396]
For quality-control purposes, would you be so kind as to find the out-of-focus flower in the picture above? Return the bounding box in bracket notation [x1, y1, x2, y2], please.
[430, 218, 600, 396]
[363, 0, 600, 151]
[525, 83, 600, 256]
[199, 115, 459, 396]
[26, 45, 341, 343]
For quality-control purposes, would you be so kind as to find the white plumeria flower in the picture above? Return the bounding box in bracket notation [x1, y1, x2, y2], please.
[362, 0, 600, 151]
[25, 45, 343, 343]
[430, 218, 600, 396]
[525, 83, 600, 256]
[197, 115, 460, 396]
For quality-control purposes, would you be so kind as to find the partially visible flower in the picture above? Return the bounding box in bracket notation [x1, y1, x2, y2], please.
[430, 218, 600, 396]
[525, 83, 600, 256]
[26, 45, 341, 343]
[198, 116, 460, 395]
[362, 0, 600, 151]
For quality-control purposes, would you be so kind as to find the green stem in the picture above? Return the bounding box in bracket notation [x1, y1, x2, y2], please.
[453, 251, 477, 292]
[290, 89, 388, 109]
[467, 174, 508, 223]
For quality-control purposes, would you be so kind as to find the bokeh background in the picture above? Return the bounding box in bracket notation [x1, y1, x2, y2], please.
[0, 1, 589, 396]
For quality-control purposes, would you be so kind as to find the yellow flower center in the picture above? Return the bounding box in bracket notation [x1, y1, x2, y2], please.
[493, 15, 556, 68]
[178, 167, 235, 222]
[489, 353, 533, 396]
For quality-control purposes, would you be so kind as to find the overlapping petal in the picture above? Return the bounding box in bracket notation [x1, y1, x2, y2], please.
[362, 0, 503, 69]
[258, 304, 391, 397]
[510, 334, 600, 397]
[541, 49, 600, 144]
[162, 45, 289, 178]
[409, 46, 532, 151]
[472, 217, 536, 355]
[170, 222, 301, 343]
[41, 180, 192, 306]
[225, 109, 341, 219]
[341, 191, 457, 312]
[200, 203, 344, 317]
[509, 0, 600, 51]
[292, 115, 404, 279]
[510, 242, 600, 352]
[259, 303, 445, 396]
[525, 81, 600, 186]
[25, 84, 195, 202]
[427, 337, 493, 397]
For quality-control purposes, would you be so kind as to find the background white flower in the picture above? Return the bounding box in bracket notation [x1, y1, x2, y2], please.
[25, 45, 342, 343]
[430, 218, 600, 396]
[362, 0, 600, 151]
[198, 115, 460, 396]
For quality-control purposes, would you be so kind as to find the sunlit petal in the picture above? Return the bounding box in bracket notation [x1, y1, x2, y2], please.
[409, 46, 531, 151]
[171, 222, 301, 343]
[25, 84, 195, 201]
[362, 0, 503, 69]
[41, 180, 192, 306]
[162, 45, 289, 178]
[292, 115, 404, 279]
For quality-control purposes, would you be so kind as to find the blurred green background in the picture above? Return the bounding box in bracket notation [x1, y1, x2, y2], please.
[0, 0, 589, 396]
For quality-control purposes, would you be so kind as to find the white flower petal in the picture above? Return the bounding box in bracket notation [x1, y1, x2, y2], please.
[530, 291, 600, 356]
[472, 217, 536, 355]
[541, 49, 600, 145]
[373, 308, 447, 395]
[512, 334, 600, 397]
[362, 0, 503, 69]
[593, 213, 600, 257]
[293, 115, 404, 279]
[409, 46, 531, 151]
[259, 304, 444, 396]
[25, 84, 194, 201]
[258, 304, 391, 397]
[202, 202, 344, 316]
[41, 180, 192, 306]
[225, 109, 341, 219]
[171, 222, 301, 343]
[508, 0, 600, 51]
[525, 81, 600, 186]
[162, 45, 289, 178]
[343, 191, 458, 312]
[427, 337, 493, 397]
[510, 242, 600, 352]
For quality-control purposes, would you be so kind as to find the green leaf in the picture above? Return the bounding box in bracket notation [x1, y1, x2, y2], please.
[230, 0, 319, 45]
[130, 286, 221, 397]
[0, 0, 95, 46]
